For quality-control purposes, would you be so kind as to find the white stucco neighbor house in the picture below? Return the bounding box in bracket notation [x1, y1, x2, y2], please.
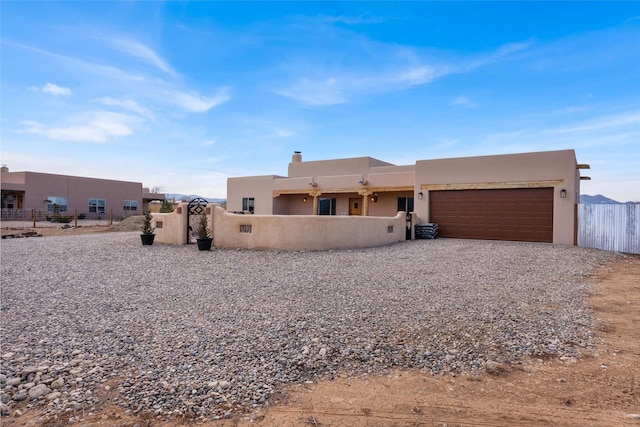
[227, 149, 590, 245]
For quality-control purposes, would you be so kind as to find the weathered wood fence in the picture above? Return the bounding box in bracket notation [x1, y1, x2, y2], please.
[578, 204, 640, 254]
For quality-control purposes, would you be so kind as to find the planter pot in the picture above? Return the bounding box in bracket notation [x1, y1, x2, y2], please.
[140, 233, 155, 246]
[196, 237, 213, 251]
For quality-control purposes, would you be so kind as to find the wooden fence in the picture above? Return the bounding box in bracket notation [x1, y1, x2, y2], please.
[578, 204, 640, 254]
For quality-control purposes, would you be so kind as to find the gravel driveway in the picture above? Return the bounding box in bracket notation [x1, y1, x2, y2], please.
[0, 232, 618, 420]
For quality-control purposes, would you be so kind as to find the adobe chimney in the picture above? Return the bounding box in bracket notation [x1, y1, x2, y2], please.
[292, 151, 302, 163]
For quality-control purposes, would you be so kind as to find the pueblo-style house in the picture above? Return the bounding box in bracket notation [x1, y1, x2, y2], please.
[1, 166, 165, 220]
[227, 149, 590, 245]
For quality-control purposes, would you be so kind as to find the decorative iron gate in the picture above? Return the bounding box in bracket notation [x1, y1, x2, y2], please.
[187, 197, 208, 244]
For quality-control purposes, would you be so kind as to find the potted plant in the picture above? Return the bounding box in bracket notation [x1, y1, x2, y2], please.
[194, 213, 213, 251]
[140, 210, 155, 245]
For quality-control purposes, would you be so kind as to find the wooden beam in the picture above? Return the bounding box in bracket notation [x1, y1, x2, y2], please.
[420, 180, 565, 191]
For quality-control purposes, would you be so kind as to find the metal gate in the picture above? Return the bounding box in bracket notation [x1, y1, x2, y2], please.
[187, 197, 208, 244]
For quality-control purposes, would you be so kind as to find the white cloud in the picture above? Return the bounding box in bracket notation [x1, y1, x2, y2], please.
[169, 89, 231, 112]
[94, 97, 155, 120]
[29, 82, 71, 96]
[451, 96, 476, 108]
[318, 14, 386, 25]
[109, 37, 178, 76]
[276, 38, 530, 106]
[276, 77, 345, 106]
[393, 66, 441, 86]
[20, 111, 140, 143]
[546, 112, 640, 134]
[273, 128, 295, 138]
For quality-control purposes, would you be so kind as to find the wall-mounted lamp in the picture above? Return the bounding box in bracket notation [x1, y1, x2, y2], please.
[303, 197, 308, 203]
[418, 192, 423, 200]
[371, 194, 378, 203]
[307, 181, 317, 187]
[560, 189, 567, 199]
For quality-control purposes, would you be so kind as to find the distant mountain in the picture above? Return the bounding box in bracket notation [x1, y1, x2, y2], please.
[580, 194, 622, 204]
[164, 193, 226, 204]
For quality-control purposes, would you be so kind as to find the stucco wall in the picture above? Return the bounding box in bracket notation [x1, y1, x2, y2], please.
[151, 206, 189, 245]
[226, 175, 283, 214]
[154, 204, 406, 250]
[288, 156, 393, 178]
[1, 169, 151, 215]
[212, 206, 406, 250]
[414, 149, 579, 245]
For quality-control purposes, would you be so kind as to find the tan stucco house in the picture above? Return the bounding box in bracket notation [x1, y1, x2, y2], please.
[227, 149, 590, 245]
[1, 166, 164, 220]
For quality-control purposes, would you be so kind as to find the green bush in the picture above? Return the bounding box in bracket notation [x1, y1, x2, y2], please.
[159, 200, 175, 213]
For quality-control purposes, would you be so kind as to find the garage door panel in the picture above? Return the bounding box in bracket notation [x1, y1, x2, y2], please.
[430, 188, 554, 243]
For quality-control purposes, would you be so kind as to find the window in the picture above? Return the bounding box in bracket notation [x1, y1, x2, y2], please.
[397, 197, 414, 213]
[89, 198, 106, 213]
[242, 197, 255, 214]
[47, 196, 68, 213]
[318, 198, 337, 215]
[123, 200, 138, 211]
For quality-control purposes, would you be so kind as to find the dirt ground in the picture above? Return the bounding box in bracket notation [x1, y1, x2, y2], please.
[2, 229, 639, 427]
[1, 225, 115, 239]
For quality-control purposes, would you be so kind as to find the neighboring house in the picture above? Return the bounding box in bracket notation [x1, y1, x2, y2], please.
[1, 166, 165, 220]
[227, 149, 590, 245]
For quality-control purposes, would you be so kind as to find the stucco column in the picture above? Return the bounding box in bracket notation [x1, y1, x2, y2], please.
[310, 190, 321, 215]
[358, 190, 372, 216]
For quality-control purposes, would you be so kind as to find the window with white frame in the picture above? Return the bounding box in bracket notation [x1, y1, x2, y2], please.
[123, 200, 138, 211]
[46, 196, 68, 212]
[89, 198, 106, 213]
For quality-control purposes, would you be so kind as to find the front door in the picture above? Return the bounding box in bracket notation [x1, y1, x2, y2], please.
[349, 198, 362, 216]
[398, 197, 415, 240]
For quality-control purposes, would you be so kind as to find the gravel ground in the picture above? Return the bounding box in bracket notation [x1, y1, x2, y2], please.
[0, 233, 618, 421]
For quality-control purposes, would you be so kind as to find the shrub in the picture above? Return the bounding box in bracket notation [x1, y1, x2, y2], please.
[194, 214, 211, 239]
[142, 211, 154, 234]
[159, 200, 175, 213]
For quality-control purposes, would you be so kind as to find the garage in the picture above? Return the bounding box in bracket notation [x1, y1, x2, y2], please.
[429, 188, 554, 243]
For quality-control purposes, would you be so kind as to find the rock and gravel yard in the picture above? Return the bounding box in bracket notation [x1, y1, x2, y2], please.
[0, 232, 620, 423]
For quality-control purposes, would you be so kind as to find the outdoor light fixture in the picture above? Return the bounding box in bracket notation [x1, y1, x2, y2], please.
[418, 192, 423, 199]
[303, 197, 308, 203]
[560, 189, 567, 198]
[371, 194, 378, 202]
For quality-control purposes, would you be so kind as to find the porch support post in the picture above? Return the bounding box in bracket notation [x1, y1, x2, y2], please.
[310, 190, 320, 215]
[358, 190, 372, 216]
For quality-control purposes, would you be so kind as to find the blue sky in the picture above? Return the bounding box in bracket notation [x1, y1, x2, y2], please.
[1, 2, 639, 202]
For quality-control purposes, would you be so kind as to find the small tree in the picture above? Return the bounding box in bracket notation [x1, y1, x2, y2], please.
[159, 200, 174, 213]
[142, 211, 154, 235]
[193, 214, 211, 239]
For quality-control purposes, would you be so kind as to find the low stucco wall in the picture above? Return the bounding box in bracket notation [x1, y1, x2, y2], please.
[154, 204, 407, 250]
[213, 206, 406, 250]
[152, 206, 189, 245]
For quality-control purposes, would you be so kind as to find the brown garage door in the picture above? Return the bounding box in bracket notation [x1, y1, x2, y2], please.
[429, 188, 553, 243]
